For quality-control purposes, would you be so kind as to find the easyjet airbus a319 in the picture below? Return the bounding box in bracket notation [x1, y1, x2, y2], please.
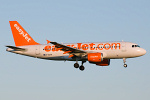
[6, 21, 146, 71]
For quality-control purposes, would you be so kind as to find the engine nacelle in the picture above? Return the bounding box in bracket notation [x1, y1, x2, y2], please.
[95, 59, 110, 66]
[87, 53, 103, 62]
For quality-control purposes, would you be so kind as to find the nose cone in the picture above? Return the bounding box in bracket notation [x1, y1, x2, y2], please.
[142, 49, 147, 55]
[137, 48, 146, 56]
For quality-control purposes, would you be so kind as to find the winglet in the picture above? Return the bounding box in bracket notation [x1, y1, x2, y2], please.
[9, 21, 39, 46]
[46, 40, 51, 44]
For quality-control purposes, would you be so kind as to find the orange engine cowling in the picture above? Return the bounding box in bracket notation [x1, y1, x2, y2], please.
[87, 53, 103, 62]
[95, 59, 110, 66]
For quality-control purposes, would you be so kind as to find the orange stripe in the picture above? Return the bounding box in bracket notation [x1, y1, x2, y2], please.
[63, 51, 71, 54]
[68, 55, 74, 58]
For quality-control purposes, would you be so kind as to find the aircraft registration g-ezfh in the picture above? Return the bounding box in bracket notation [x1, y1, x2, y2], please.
[6, 21, 146, 71]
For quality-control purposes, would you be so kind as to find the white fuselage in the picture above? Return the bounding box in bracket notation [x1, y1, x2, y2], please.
[7, 21, 147, 70]
[7, 42, 146, 61]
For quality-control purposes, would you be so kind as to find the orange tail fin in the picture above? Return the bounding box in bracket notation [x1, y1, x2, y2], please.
[9, 21, 39, 46]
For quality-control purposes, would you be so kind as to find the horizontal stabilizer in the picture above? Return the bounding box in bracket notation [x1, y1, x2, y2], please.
[6, 46, 26, 51]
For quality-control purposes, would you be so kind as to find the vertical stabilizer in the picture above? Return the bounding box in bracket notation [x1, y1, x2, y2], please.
[9, 21, 39, 46]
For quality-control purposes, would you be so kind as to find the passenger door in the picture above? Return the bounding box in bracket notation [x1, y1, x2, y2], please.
[35, 46, 40, 55]
[122, 42, 126, 52]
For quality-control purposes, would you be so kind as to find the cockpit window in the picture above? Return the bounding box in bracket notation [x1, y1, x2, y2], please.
[132, 45, 140, 48]
[132, 45, 134, 47]
[136, 45, 140, 47]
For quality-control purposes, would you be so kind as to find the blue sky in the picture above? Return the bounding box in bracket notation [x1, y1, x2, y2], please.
[0, 0, 150, 100]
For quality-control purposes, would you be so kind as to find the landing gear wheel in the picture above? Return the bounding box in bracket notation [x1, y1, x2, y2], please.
[74, 63, 79, 68]
[123, 58, 127, 68]
[124, 64, 127, 68]
[79, 65, 85, 71]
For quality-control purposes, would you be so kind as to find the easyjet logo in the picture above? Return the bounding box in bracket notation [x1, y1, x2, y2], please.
[14, 24, 31, 42]
[44, 43, 121, 52]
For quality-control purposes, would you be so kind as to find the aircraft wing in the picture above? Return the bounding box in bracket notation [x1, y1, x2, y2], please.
[50, 41, 86, 53]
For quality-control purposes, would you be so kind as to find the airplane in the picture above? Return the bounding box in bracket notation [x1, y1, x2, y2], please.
[6, 21, 146, 71]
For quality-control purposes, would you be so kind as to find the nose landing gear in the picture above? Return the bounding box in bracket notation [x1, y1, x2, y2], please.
[124, 64, 127, 68]
[123, 58, 127, 68]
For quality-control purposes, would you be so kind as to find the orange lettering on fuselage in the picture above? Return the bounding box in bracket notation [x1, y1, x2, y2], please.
[44, 43, 121, 52]
[44, 45, 51, 52]
[52, 46, 56, 52]
[77, 43, 82, 49]
[82, 44, 88, 50]
[111, 43, 121, 49]
[89, 43, 95, 50]
[104, 43, 111, 50]
[71, 45, 77, 49]
[97, 44, 103, 50]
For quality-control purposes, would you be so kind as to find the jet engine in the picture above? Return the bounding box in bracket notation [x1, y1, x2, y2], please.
[89, 59, 110, 66]
[87, 53, 103, 62]
[95, 59, 110, 66]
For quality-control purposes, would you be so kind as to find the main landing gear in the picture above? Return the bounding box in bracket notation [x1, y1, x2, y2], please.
[123, 58, 127, 68]
[74, 61, 86, 71]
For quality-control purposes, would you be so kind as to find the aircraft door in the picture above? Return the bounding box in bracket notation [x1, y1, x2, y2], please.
[35, 46, 40, 55]
[122, 42, 126, 52]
